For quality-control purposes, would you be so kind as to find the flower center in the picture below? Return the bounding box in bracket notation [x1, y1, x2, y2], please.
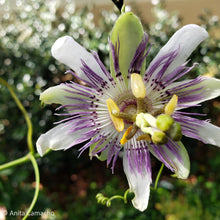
[107, 73, 182, 145]
[122, 103, 137, 115]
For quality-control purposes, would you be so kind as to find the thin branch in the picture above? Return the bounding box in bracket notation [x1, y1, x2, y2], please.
[0, 78, 34, 154]
[22, 154, 40, 220]
[154, 163, 164, 190]
[0, 154, 30, 171]
[0, 153, 42, 171]
[112, 0, 124, 12]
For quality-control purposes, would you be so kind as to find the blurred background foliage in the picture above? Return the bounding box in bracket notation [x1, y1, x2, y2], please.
[0, 0, 220, 219]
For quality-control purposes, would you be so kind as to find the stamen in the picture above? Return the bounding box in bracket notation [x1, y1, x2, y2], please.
[136, 112, 168, 145]
[152, 130, 167, 145]
[120, 126, 133, 145]
[136, 113, 147, 128]
[137, 134, 151, 142]
[111, 110, 136, 122]
[131, 73, 146, 98]
[138, 125, 167, 145]
[126, 124, 139, 139]
[136, 113, 156, 128]
[165, 94, 178, 116]
[106, 98, 124, 132]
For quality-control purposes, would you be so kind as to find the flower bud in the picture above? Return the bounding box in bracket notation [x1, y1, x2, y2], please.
[156, 114, 174, 132]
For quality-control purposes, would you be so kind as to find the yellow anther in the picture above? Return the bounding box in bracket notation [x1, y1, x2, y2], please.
[165, 94, 178, 116]
[131, 73, 146, 98]
[136, 134, 151, 142]
[120, 126, 133, 145]
[106, 98, 124, 132]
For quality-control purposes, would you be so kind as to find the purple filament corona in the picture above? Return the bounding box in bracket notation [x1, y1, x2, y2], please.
[52, 33, 209, 176]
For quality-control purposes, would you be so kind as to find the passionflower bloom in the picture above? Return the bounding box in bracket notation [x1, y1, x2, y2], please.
[37, 12, 220, 211]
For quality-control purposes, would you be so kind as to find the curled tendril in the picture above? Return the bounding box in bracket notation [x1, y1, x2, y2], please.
[96, 189, 130, 207]
[96, 193, 109, 206]
[97, 163, 165, 208]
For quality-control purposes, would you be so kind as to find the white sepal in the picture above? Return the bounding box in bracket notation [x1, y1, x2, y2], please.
[40, 84, 70, 105]
[51, 36, 107, 81]
[36, 123, 74, 156]
[148, 141, 190, 179]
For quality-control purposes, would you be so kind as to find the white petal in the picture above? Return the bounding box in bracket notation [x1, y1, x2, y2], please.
[179, 116, 220, 147]
[196, 122, 220, 147]
[51, 36, 106, 81]
[123, 151, 152, 212]
[40, 84, 71, 105]
[165, 142, 190, 179]
[147, 24, 208, 77]
[199, 77, 220, 103]
[148, 141, 190, 179]
[36, 123, 75, 156]
[168, 77, 220, 109]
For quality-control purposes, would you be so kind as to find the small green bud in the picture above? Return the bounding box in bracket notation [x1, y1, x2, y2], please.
[167, 122, 182, 141]
[152, 130, 168, 145]
[156, 114, 174, 132]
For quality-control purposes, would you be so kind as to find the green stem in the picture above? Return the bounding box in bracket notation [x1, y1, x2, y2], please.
[0, 77, 41, 218]
[108, 188, 130, 204]
[0, 78, 34, 154]
[154, 163, 164, 190]
[0, 155, 29, 171]
[0, 153, 41, 171]
[0, 153, 41, 219]
[22, 154, 40, 220]
[108, 195, 124, 202]
[111, 0, 124, 12]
